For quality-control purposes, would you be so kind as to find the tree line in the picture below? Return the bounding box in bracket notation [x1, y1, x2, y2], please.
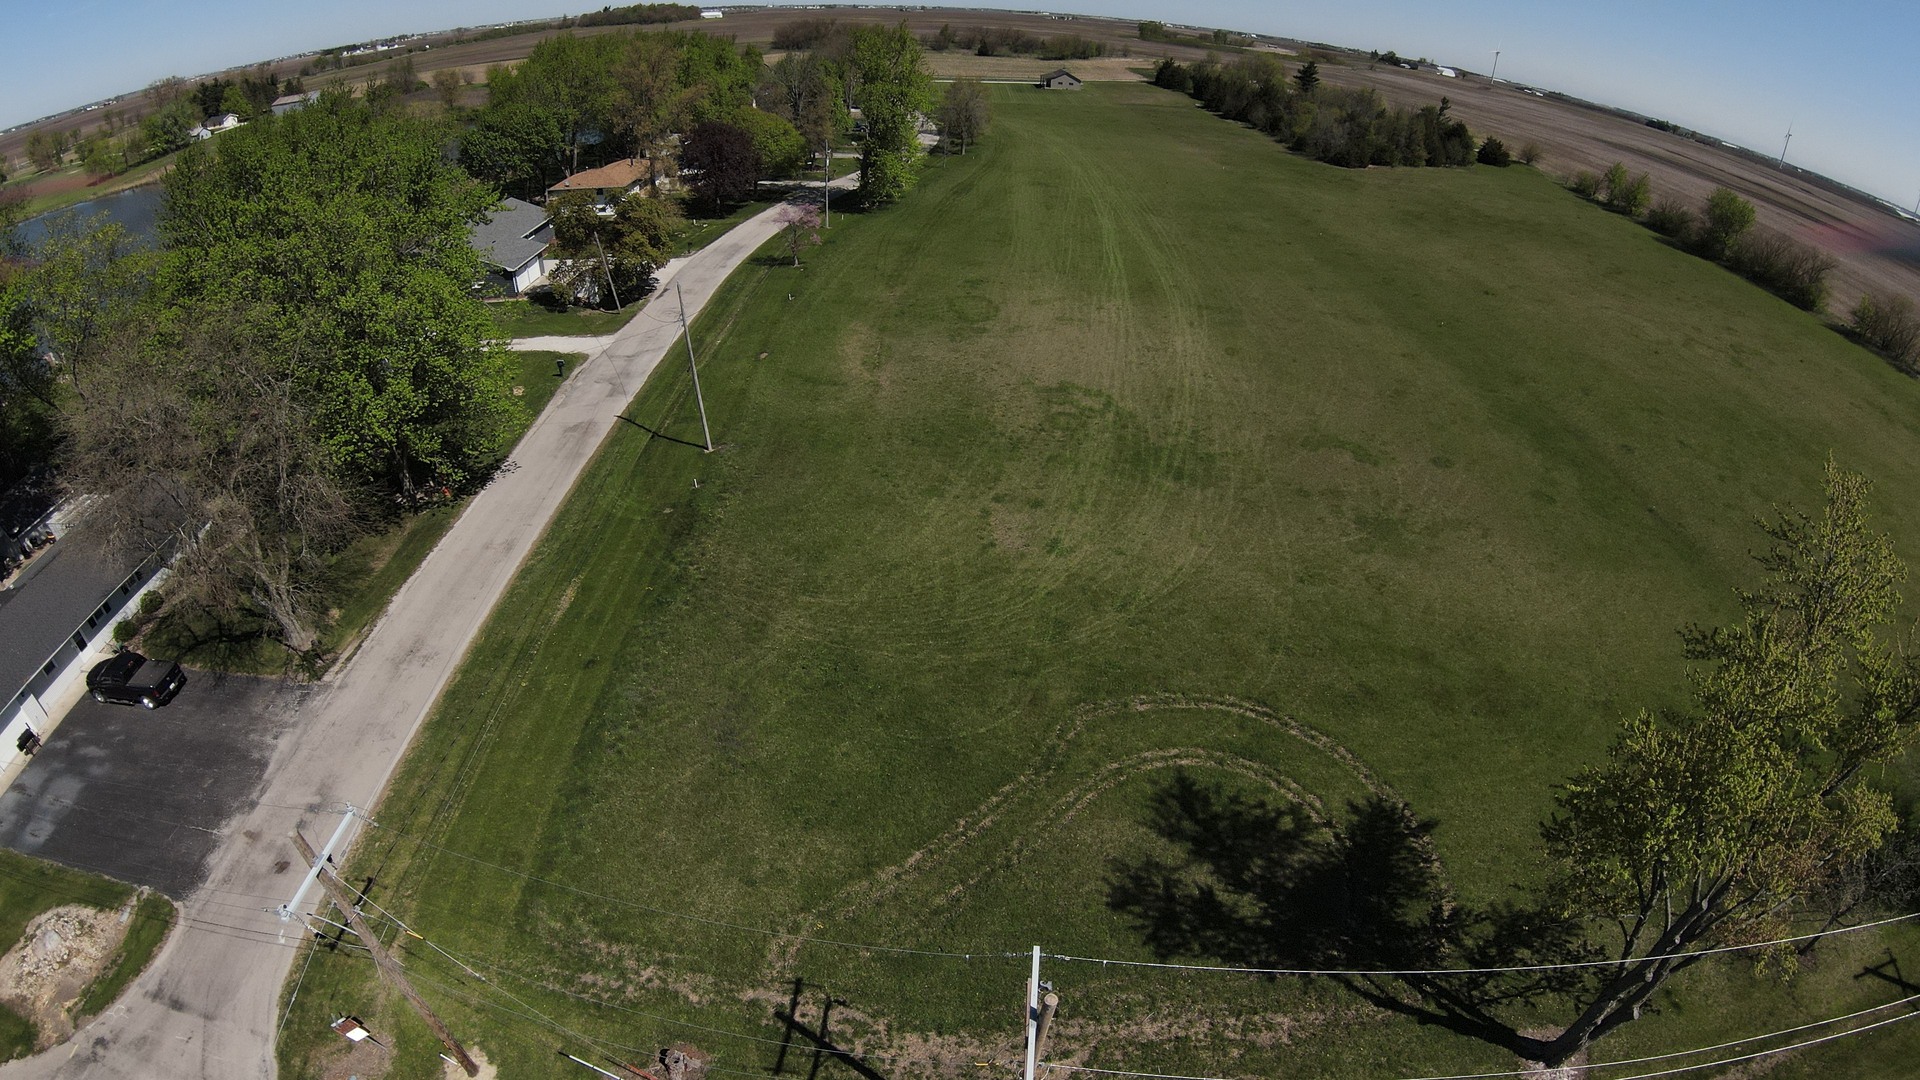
[1153, 55, 1480, 169]
[918, 22, 1112, 60]
[1583, 168, 1841, 314]
[19, 65, 311, 183]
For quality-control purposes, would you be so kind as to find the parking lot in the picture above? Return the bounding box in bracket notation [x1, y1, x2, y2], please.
[0, 670, 304, 899]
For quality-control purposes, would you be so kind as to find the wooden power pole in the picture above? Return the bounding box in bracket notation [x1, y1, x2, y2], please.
[291, 832, 480, 1077]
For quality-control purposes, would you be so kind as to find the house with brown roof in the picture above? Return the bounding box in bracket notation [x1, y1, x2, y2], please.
[546, 158, 673, 210]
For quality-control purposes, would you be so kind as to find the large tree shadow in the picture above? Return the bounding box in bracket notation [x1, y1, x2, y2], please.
[1108, 772, 1595, 1061]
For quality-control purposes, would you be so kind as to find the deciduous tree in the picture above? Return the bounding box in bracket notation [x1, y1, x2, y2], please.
[773, 202, 821, 266]
[612, 33, 687, 189]
[433, 68, 468, 111]
[63, 314, 362, 656]
[20, 212, 153, 400]
[159, 94, 515, 497]
[850, 23, 932, 204]
[936, 78, 989, 155]
[1533, 460, 1919, 1065]
[546, 191, 681, 306]
[681, 120, 761, 211]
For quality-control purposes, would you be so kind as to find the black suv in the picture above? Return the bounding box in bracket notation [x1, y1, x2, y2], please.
[86, 651, 187, 709]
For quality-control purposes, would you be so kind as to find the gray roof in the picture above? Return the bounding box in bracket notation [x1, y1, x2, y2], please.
[0, 535, 144, 705]
[1042, 68, 1080, 81]
[271, 91, 319, 115]
[468, 197, 552, 274]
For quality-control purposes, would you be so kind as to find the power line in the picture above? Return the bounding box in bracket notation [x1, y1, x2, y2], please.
[1033, 1063, 1230, 1080]
[1036, 996, 1920, 1080]
[352, 809, 1020, 961]
[394, 923, 987, 1073]
[1397, 992, 1920, 1080]
[356, 801, 1920, 978]
[1588, 1007, 1920, 1080]
[1044, 908, 1920, 978]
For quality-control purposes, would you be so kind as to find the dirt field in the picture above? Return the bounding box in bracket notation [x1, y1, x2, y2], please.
[7, 8, 1916, 313]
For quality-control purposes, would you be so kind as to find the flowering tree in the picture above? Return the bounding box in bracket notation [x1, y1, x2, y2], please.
[774, 202, 822, 267]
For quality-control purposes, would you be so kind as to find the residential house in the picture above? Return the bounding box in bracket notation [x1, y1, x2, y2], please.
[1039, 69, 1083, 90]
[0, 504, 171, 789]
[469, 196, 554, 296]
[546, 158, 670, 210]
[205, 112, 243, 133]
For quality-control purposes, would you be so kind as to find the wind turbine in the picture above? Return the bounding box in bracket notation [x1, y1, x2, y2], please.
[1777, 121, 1793, 168]
[1489, 49, 1501, 85]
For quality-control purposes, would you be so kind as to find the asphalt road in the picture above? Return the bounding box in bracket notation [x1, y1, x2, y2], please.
[0, 673, 302, 900]
[0, 180, 854, 1080]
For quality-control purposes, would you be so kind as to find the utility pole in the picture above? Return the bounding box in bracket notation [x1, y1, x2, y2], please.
[1035, 992, 1060, 1063]
[290, 832, 479, 1077]
[278, 808, 356, 922]
[821, 141, 831, 228]
[594, 233, 623, 310]
[1023, 946, 1041, 1080]
[1489, 49, 1500, 84]
[1778, 121, 1793, 168]
[675, 282, 714, 452]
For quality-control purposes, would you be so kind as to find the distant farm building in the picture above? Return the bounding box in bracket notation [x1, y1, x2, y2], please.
[700, 8, 723, 18]
[271, 91, 319, 115]
[1039, 69, 1083, 90]
[469, 197, 553, 296]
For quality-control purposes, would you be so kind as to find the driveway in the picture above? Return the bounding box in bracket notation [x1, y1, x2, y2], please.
[0, 175, 859, 1080]
[0, 673, 303, 901]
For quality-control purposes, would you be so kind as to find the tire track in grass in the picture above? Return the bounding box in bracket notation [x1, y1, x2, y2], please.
[764, 694, 1403, 978]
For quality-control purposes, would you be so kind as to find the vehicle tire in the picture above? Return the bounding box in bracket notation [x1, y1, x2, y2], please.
[140, 696, 157, 710]
[92, 689, 107, 703]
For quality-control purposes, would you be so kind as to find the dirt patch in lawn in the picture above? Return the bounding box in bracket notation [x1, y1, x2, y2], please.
[0, 901, 134, 1048]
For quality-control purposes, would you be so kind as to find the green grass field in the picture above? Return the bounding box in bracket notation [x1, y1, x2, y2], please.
[279, 83, 1920, 1079]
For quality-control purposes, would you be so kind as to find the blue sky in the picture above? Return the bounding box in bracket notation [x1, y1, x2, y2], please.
[5, 1, 1916, 207]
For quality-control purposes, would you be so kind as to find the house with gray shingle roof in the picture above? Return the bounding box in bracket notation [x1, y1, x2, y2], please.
[469, 197, 554, 296]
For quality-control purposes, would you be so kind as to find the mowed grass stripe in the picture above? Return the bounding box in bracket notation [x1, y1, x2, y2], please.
[283, 82, 1920, 1080]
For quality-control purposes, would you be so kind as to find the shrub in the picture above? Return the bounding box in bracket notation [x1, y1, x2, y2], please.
[1476, 137, 1512, 167]
[1600, 162, 1629, 202]
[1607, 170, 1651, 216]
[1699, 187, 1756, 262]
[1645, 198, 1695, 239]
[1728, 229, 1835, 312]
[1851, 292, 1920, 366]
[112, 619, 139, 644]
[1517, 141, 1542, 166]
[1571, 171, 1601, 199]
